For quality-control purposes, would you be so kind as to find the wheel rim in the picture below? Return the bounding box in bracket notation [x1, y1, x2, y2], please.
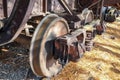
[30, 14, 69, 77]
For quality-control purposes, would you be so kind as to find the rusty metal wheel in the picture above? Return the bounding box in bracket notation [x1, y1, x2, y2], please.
[0, 0, 35, 46]
[30, 14, 69, 77]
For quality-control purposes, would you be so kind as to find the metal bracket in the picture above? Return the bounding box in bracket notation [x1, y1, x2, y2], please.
[54, 29, 86, 62]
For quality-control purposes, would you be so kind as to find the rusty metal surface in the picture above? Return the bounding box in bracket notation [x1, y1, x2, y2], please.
[54, 29, 86, 62]
[2, 0, 8, 17]
[104, 0, 120, 7]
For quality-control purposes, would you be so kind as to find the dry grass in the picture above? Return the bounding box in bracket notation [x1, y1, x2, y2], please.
[52, 18, 120, 80]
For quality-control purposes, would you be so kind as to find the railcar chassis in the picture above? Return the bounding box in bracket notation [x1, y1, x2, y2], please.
[0, 0, 120, 78]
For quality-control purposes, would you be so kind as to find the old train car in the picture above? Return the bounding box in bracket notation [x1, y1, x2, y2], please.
[0, 0, 120, 78]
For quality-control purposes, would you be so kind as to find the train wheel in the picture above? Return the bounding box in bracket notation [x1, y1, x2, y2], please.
[29, 14, 69, 77]
[0, 0, 35, 45]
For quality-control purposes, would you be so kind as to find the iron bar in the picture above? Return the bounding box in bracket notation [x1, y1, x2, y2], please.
[58, 0, 74, 15]
[2, 0, 8, 18]
[100, 0, 105, 23]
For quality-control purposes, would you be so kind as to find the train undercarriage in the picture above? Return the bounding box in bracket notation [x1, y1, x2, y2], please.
[0, 0, 120, 78]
